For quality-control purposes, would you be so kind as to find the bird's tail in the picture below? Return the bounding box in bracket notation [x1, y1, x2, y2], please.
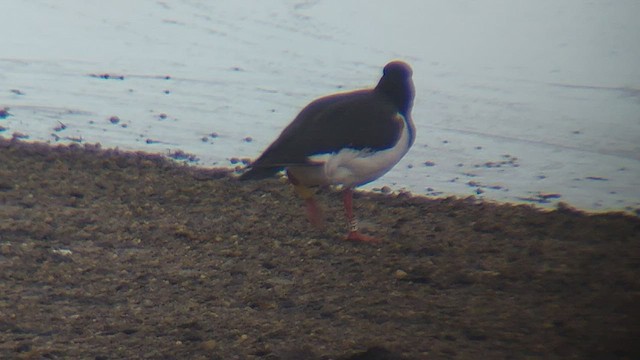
[238, 166, 282, 181]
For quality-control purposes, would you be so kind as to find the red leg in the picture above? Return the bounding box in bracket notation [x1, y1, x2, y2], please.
[342, 188, 378, 243]
[305, 196, 324, 229]
[287, 170, 324, 229]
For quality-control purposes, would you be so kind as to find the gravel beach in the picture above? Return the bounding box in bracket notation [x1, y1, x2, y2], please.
[1, 138, 638, 359]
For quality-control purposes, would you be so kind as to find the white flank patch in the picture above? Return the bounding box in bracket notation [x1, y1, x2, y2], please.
[308, 113, 412, 187]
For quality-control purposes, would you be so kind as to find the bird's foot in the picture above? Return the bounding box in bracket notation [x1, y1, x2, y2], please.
[345, 230, 379, 243]
[343, 210, 377, 243]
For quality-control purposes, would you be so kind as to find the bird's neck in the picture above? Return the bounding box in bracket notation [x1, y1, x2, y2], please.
[375, 79, 414, 116]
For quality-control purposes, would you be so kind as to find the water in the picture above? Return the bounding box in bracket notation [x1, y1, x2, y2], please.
[1, 0, 639, 214]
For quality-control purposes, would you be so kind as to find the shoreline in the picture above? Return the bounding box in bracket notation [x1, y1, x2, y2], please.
[2, 137, 636, 218]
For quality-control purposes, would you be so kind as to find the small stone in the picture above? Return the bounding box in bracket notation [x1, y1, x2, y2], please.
[380, 186, 392, 194]
[54, 121, 67, 132]
[52, 248, 73, 256]
[200, 339, 217, 351]
[394, 269, 408, 280]
[0, 107, 10, 119]
[109, 116, 120, 124]
[12, 132, 28, 140]
[1, 243, 12, 253]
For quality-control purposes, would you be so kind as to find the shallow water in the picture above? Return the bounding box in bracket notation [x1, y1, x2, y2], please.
[1, 0, 639, 213]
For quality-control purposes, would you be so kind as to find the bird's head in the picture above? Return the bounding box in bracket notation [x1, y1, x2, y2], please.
[375, 61, 415, 116]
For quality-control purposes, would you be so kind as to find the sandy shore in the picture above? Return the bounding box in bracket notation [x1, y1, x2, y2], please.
[1, 138, 639, 359]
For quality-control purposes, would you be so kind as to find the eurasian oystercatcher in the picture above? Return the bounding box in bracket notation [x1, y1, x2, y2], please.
[240, 61, 416, 242]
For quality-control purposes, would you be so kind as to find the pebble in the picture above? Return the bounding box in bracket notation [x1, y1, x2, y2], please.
[200, 339, 217, 351]
[52, 248, 73, 256]
[394, 269, 408, 280]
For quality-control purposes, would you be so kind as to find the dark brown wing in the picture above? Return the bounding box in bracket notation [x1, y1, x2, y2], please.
[239, 90, 403, 180]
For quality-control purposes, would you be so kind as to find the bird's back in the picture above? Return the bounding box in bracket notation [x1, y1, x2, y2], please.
[239, 89, 403, 180]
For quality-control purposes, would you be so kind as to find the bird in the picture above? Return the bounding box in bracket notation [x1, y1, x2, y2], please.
[239, 61, 416, 242]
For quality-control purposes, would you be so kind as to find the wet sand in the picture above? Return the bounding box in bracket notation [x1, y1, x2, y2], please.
[1, 138, 639, 359]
